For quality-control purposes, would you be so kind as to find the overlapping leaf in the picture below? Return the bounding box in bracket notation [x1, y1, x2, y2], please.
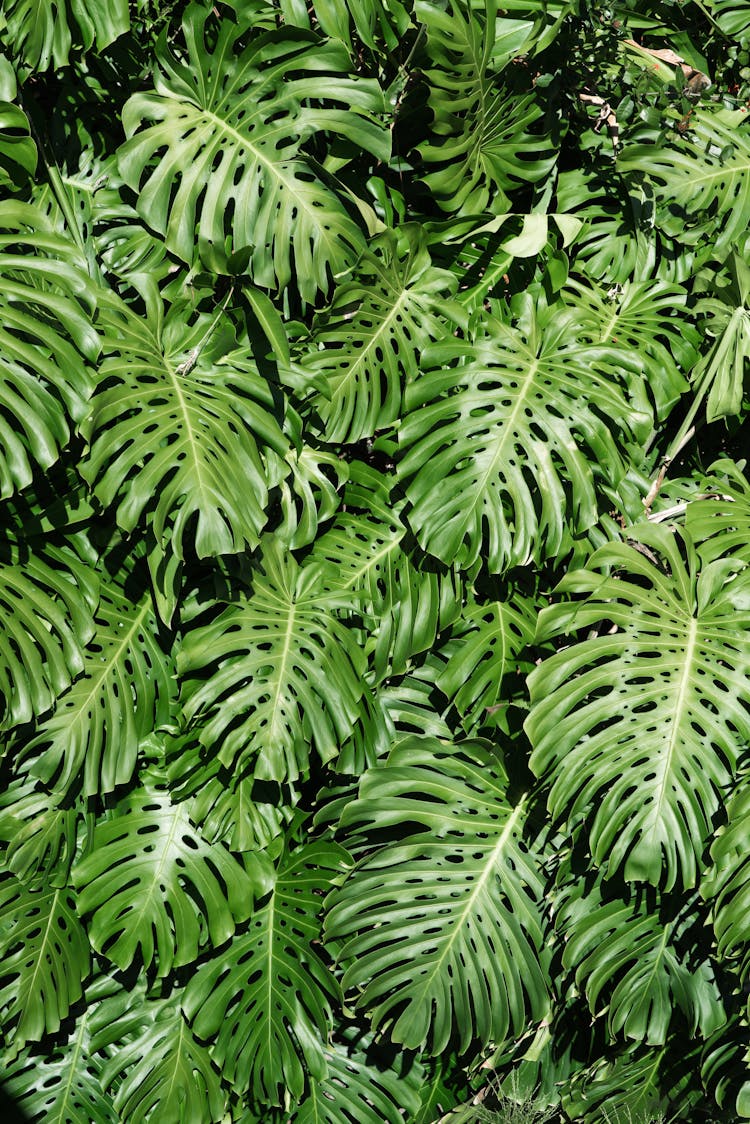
[310, 462, 462, 680]
[299, 231, 462, 443]
[0, 876, 90, 1055]
[398, 295, 647, 571]
[96, 994, 227, 1124]
[527, 525, 750, 889]
[73, 769, 261, 975]
[619, 105, 750, 256]
[182, 841, 349, 1106]
[0, 541, 96, 731]
[179, 539, 367, 783]
[0, 0, 129, 72]
[326, 736, 549, 1054]
[81, 297, 289, 559]
[118, 5, 389, 296]
[25, 552, 174, 797]
[0, 204, 99, 497]
[416, 0, 556, 214]
[557, 874, 724, 1046]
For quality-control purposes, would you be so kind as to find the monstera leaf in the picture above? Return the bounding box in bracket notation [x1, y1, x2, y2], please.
[526, 525, 750, 890]
[0, 771, 80, 886]
[299, 230, 462, 444]
[434, 587, 536, 733]
[81, 296, 290, 560]
[687, 458, 750, 566]
[4, 1005, 116, 1123]
[179, 538, 367, 783]
[398, 294, 648, 572]
[118, 5, 389, 296]
[309, 462, 462, 680]
[0, 875, 90, 1055]
[96, 993, 227, 1124]
[0, 0, 129, 71]
[0, 203, 99, 497]
[73, 769, 262, 976]
[416, 0, 556, 214]
[619, 105, 750, 256]
[564, 277, 695, 419]
[325, 736, 549, 1054]
[25, 550, 174, 797]
[289, 1026, 423, 1124]
[182, 841, 349, 1106]
[704, 769, 750, 981]
[0, 541, 96, 731]
[557, 872, 724, 1046]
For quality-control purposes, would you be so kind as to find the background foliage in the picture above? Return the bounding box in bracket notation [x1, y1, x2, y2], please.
[0, 0, 749, 1120]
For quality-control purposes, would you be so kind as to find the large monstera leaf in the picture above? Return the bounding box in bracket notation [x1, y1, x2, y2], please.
[118, 6, 389, 297]
[299, 231, 462, 444]
[73, 769, 261, 976]
[0, 875, 90, 1056]
[0, 541, 96, 731]
[416, 0, 556, 214]
[619, 105, 750, 255]
[182, 841, 349, 1107]
[179, 539, 366, 783]
[526, 525, 750, 890]
[564, 277, 695, 420]
[25, 550, 174, 797]
[325, 736, 549, 1055]
[398, 295, 647, 572]
[0, 204, 99, 497]
[81, 297, 289, 560]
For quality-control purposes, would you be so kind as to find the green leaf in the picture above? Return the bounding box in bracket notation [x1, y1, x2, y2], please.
[0, 99, 36, 189]
[435, 588, 535, 733]
[0, 204, 99, 496]
[0, 541, 96, 731]
[687, 458, 750, 567]
[558, 874, 725, 1045]
[398, 295, 647, 572]
[24, 551, 174, 797]
[182, 841, 349, 1106]
[527, 525, 750, 889]
[0, 875, 90, 1054]
[179, 538, 367, 783]
[118, 7, 389, 297]
[416, 0, 556, 214]
[0, 0, 128, 71]
[564, 277, 695, 420]
[299, 231, 462, 444]
[97, 995, 227, 1124]
[73, 769, 260, 975]
[619, 106, 750, 256]
[310, 463, 462, 680]
[704, 769, 750, 981]
[326, 736, 549, 1054]
[692, 301, 750, 423]
[0, 772, 79, 886]
[290, 1027, 423, 1123]
[81, 296, 289, 559]
[4, 1006, 116, 1123]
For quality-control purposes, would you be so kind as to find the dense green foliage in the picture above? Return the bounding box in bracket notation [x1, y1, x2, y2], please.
[1, 0, 750, 1119]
